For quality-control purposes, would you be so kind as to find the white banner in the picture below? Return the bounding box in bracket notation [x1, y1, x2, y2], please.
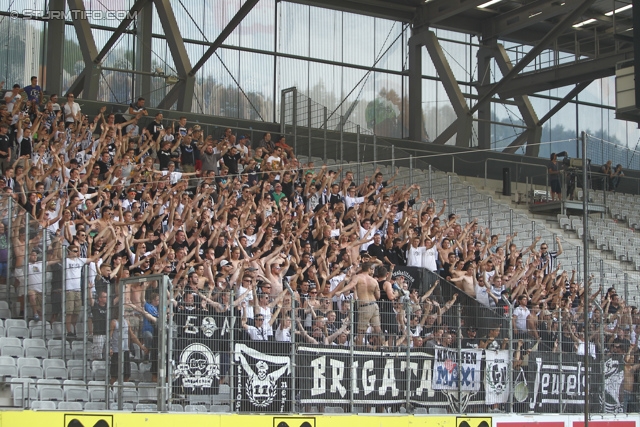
[432, 347, 482, 391]
[484, 350, 510, 404]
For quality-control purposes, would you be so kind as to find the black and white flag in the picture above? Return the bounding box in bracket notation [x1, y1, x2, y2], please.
[233, 342, 292, 413]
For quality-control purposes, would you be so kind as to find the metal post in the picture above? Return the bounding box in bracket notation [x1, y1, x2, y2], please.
[467, 186, 472, 219]
[357, 125, 361, 184]
[41, 229, 46, 339]
[391, 145, 395, 172]
[509, 209, 514, 236]
[531, 221, 535, 244]
[456, 305, 462, 413]
[447, 175, 452, 216]
[576, 246, 581, 283]
[546, 169, 549, 202]
[82, 265, 88, 382]
[293, 89, 298, 156]
[373, 134, 377, 169]
[157, 275, 168, 411]
[117, 278, 125, 410]
[578, 132, 592, 427]
[558, 309, 563, 412]
[452, 156, 455, 175]
[307, 97, 312, 163]
[624, 273, 629, 302]
[23, 221, 29, 321]
[484, 160, 488, 189]
[323, 107, 328, 164]
[506, 295, 513, 413]
[229, 290, 235, 409]
[280, 90, 286, 136]
[409, 155, 413, 186]
[340, 115, 344, 172]
[61, 246, 67, 360]
[349, 299, 355, 413]
[515, 164, 519, 193]
[288, 286, 296, 412]
[428, 165, 433, 199]
[6, 197, 12, 305]
[488, 197, 493, 231]
[105, 272, 111, 404]
[404, 298, 411, 410]
[167, 278, 174, 408]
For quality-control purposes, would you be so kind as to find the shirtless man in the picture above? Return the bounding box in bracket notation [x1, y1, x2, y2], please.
[622, 349, 640, 411]
[336, 262, 381, 346]
[449, 263, 477, 297]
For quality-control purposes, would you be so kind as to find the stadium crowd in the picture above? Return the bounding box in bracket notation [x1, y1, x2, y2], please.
[0, 83, 638, 401]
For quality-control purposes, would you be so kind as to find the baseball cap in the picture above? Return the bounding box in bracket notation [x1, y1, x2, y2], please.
[220, 260, 230, 267]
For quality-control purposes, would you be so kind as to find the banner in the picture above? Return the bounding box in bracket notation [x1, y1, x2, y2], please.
[527, 351, 599, 412]
[233, 342, 292, 413]
[391, 266, 431, 293]
[432, 348, 482, 392]
[297, 345, 485, 412]
[484, 350, 510, 404]
[601, 354, 625, 413]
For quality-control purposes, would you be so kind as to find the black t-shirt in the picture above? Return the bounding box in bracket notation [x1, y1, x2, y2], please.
[19, 136, 32, 157]
[146, 121, 163, 141]
[367, 243, 386, 261]
[0, 134, 9, 159]
[91, 303, 109, 335]
[158, 149, 172, 170]
[386, 246, 406, 266]
[222, 152, 242, 175]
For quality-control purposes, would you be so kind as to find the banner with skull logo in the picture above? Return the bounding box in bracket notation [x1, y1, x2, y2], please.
[233, 342, 292, 413]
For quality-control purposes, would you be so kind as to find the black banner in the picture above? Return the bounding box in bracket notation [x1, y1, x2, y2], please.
[527, 351, 601, 412]
[297, 345, 484, 411]
[391, 266, 432, 294]
[233, 342, 292, 413]
[601, 353, 625, 413]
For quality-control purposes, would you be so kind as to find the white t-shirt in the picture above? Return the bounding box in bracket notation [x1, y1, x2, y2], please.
[513, 305, 530, 332]
[162, 170, 183, 185]
[275, 326, 291, 342]
[407, 246, 426, 268]
[475, 284, 490, 307]
[16, 262, 44, 293]
[422, 245, 438, 272]
[4, 92, 21, 112]
[246, 325, 269, 341]
[63, 102, 81, 123]
[65, 257, 88, 291]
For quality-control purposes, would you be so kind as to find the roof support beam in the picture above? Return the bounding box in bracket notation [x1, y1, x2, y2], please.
[154, 0, 193, 111]
[67, 0, 100, 99]
[285, 0, 415, 22]
[135, 1, 153, 102]
[470, 0, 597, 115]
[493, 43, 540, 156]
[423, 30, 472, 146]
[491, 50, 632, 98]
[95, 0, 149, 64]
[44, 0, 66, 95]
[190, 0, 260, 76]
[502, 80, 591, 154]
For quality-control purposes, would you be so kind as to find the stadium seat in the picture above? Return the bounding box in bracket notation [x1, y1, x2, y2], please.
[129, 361, 140, 382]
[169, 403, 184, 412]
[138, 362, 152, 382]
[0, 364, 17, 379]
[71, 341, 87, 360]
[91, 360, 107, 381]
[0, 308, 12, 319]
[136, 403, 157, 412]
[51, 322, 63, 339]
[137, 382, 157, 403]
[324, 406, 344, 413]
[0, 338, 23, 358]
[84, 402, 106, 410]
[210, 404, 230, 413]
[31, 400, 57, 410]
[188, 394, 211, 406]
[12, 382, 37, 407]
[17, 357, 40, 370]
[57, 401, 84, 411]
[109, 402, 134, 411]
[23, 337, 48, 348]
[63, 380, 89, 402]
[45, 366, 68, 380]
[185, 404, 207, 413]
[88, 380, 113, 402]
[5, 319, 29, 338]
[19, 365, 44, 380]
[43, 359, 65, 370]
[38, 385, 64, 402]
[414, 408, 428, 414]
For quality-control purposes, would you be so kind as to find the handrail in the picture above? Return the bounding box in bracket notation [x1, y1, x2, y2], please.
[484, 157, 549, 196]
